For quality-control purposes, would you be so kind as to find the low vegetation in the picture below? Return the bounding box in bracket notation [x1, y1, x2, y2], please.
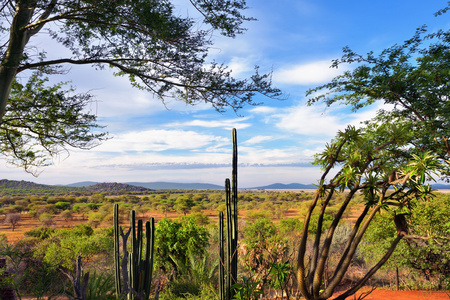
[0, 185, 449, 299]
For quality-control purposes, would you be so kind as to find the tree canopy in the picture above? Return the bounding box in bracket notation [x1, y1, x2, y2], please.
[306, 26, 450, 176]
[300, 17, 450, 299]
[0, 0, 281, 173]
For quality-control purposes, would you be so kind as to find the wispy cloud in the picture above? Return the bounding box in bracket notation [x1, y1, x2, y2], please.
[166, 118, 252, 130]
[251, 101, 389, 138]
[273, 60, 349, 85]
[275, 104, 343, 136]
[242, 135, 274, 145]
[94, 129, 228, 152]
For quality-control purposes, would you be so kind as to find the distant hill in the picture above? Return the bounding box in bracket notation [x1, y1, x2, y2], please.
[250, 183, 316, 190]
[86, 182, 151, 193]
[0, 179, 80, 196]
[125, 182, 223, 190]
[0, 179, 150, 196]
[432, 183, 450, 190]
[64, 181, 98, 187]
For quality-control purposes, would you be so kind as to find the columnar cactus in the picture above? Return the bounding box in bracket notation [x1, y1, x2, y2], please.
[114, 204, 155, 300]
[219, 211, 225, 300]
[219, 128, 239, 300]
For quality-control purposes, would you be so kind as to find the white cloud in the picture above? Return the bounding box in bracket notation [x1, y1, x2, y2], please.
[242, 135, 273, 145]
[275, 104, 343, 136]
[274, 102, 389, 137]
[166, 118, 252, 130]
[273, 60, 349, 85]
[95, 129, 228, 152]
[250, 106, 279, 114]
[228, 56, 254, 77]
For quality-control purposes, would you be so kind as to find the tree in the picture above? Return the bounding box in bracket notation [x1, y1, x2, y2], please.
[60, 209, 72, 221]
[362, 194, 450, 290]
[39, 212, 54, 226]
[34, 224, 112, 271]
[240, 217, 289, 289]
[295, 124, 442, 300]
[174, 196, 193, 216]
[299, 22, 450, 298]
[154, 218, 210, 279]
[306, 26, 450, 174]
[0, 0, 281, 172]
[4, 213, 21, 231]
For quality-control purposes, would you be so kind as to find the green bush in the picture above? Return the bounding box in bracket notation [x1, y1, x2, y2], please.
[55, 201, 71, 210]
[25, 226, 56, 239]
[155, 218, 210, 278]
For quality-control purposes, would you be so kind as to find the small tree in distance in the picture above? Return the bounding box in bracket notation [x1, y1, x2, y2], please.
[4, 213, 21, 231]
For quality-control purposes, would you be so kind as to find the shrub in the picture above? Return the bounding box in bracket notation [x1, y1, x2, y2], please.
[39, 213, 54, 227]
[55, 201, 71, 210]
[25, 227, 56, 239]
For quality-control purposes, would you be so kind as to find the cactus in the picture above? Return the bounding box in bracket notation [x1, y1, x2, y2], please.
[219, 128, 239, 300]
[219, 211, 225, 300]
[114, 203, 155, 300]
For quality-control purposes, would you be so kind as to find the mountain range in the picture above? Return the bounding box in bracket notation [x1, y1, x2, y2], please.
[2, 179, 450, 191]
[65, 181, 317, 190]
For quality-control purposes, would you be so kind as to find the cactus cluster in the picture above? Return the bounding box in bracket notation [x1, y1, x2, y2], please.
[219, 128, 239, 300]
[114, 204, 155, 300]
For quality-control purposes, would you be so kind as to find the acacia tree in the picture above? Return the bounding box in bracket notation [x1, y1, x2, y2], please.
[4, 212, 21, 231]
[296, 123, 442, 300]
[0, 0, 281, 172]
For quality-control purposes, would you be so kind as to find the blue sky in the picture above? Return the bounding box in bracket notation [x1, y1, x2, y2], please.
[1, 0, 449, 187]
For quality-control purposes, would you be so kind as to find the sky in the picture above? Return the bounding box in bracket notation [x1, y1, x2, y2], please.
[1, 0, 450, 188]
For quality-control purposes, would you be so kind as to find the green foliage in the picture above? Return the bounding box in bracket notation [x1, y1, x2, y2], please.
[307, 26, 450, 176]
[243, 218, 277, 245]
[165, 280, 201, 298]
[185, 212, 211, 226]
[278, 218, 303, 241]
[38, 212, 54, 226]
[85, 271, 116, 300]
[362, 194, 450, 289]
[245, 210, 273, 222]
[0, 236, 65, 299]
[240, 218, 288, 289]
[155, 218, 210, 278]
[0, 0, 281, 172]
[34, 224, 112, 271]
[231, 276, 263, 300]
[2, 74, 106, 173]
[25, 226, 56, 239]
[307, 213, 333, 234]
[55, 201, 71, 210]
[295, 119, 445, 299]
[268, 261, 293, 298]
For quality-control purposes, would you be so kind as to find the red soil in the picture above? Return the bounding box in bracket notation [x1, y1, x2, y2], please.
[335, 288, 450, 299]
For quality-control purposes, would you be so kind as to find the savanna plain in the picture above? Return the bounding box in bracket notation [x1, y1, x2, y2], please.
[0, 182, 449, 299]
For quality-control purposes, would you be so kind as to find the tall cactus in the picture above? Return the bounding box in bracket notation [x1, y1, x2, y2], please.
[114, 203, 155, 300]
[219, 211, 225, 300]
[219, 128, 239, 300]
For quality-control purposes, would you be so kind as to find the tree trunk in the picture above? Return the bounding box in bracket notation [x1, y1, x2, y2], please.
[0, 0, 36, 119]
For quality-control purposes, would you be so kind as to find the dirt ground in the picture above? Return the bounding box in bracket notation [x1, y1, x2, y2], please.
[0, 208, 300, 242]
[334, 288, 450, 299]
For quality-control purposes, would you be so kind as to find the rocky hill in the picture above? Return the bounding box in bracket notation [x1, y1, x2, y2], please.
[86, 182, 151, 193]
[0, 179, 151, 196]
